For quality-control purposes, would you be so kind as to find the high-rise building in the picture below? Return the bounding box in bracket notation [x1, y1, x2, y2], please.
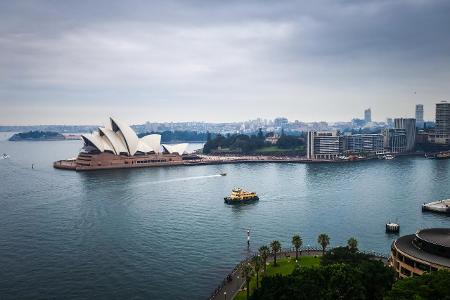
[394, 118, 416, 152]
[430, 101, 450, 144]
[415, 104, 424, 122]
[307, 131, 343, 160]
[364, 108, 372, 123]
[383, 129, 407, 153]
[415, 104, 424, 128]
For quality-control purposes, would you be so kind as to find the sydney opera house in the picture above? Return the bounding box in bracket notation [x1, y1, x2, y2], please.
[54, 117, 191, 171]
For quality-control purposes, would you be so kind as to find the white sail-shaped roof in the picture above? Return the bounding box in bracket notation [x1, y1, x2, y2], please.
[81, 117, 190, 157]
[98, 127, 128, 155]
[162, 143, 189, 155]
[110, 117, 139, 156]
[140, 134, 162, 153]
[81, 132, 108, 152]
[137, 140, 154, 153]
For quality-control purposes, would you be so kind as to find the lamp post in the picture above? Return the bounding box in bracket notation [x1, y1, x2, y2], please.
[224, 291, 227, 300]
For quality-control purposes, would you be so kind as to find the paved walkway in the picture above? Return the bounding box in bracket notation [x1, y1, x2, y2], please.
[209, 249, 323, 300]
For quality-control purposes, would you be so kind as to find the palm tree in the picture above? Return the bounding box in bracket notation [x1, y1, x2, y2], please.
[241, 263, 253, 300]
[258, 245, 270, 274]
[292, 234, 303, 261]
[252, 255, 261, 289]
[347, 237, 358, 253]
[317, 233, 330, 255]
[270, 240, 281, 266]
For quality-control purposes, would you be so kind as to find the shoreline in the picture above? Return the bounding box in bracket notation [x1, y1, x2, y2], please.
[54, 152, 427, 171]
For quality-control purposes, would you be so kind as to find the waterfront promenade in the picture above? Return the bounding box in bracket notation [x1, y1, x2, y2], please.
[208, 249, 322, 300]
[208, 248, 388, 300]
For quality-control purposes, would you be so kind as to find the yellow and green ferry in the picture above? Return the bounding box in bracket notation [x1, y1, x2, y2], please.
[224, 188, 259, 204]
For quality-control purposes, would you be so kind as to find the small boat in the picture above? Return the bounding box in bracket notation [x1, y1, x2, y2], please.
[220, 173, 227, 176]
[224, 188, 259, 204]
[422, 199, 450, 214]
[384, 154, 394, 160]
[1, 153, 9, 159]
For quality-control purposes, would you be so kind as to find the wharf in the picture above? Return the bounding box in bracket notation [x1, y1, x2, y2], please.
[422, 199, 450, 214]
[54, 155, 383, 171]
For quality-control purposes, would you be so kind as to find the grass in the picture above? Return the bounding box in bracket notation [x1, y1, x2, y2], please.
[234, 256, 320, 300]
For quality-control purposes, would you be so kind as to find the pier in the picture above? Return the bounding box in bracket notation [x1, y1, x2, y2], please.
[422, 199, 450, 214]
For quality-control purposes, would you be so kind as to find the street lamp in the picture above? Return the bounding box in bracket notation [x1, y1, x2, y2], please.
[224, 291, 227, 300]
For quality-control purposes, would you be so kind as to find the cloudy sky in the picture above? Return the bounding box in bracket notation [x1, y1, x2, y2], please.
[1, 0, 450, 125]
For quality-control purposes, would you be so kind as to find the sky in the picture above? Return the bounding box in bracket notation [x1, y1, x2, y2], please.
[1, 0, 450, 125]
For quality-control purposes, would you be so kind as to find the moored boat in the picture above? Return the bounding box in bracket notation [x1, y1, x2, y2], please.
[224, 188, 259, 204]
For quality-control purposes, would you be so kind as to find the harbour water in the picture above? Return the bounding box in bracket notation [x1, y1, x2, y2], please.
[0, 136, 449, 299]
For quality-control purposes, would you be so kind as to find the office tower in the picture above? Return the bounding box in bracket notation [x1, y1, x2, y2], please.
[364, 108, 372, 123]
[394, 118, 416, 152]
[415, 104, 424, 128]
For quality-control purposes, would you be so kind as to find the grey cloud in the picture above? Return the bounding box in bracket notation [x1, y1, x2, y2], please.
[0, 0, 450, 124]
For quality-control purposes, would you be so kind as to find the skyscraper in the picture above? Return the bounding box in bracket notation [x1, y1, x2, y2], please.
[430, 101, 450, 144]
[415, 104, 424, 128]
[364, 108, 372, 123]
[394, 118, 416, 152]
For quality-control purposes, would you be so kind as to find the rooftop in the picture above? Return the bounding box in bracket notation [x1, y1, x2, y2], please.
[416, 228, 450, 249]
[395, 234, 450, 268]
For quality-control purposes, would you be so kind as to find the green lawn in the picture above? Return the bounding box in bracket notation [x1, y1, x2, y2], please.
[234, 256, 320, 300]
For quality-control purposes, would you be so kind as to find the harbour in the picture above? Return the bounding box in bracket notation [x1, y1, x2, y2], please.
[1, 137, 449, 299]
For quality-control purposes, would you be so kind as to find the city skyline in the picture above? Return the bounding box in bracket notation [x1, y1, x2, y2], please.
[1, 1, 450, 125]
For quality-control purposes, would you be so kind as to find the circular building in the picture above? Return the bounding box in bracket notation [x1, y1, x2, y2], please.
[390, 228, 450, 278]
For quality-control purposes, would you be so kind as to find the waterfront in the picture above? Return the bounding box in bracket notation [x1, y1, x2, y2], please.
[0, 137, 449, 299]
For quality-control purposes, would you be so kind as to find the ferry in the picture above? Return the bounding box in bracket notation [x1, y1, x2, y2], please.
[224, 188, 259, 204]
[422, 199, 450, 214]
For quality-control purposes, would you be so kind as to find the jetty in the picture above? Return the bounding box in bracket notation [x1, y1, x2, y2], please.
[422, 199, 450, 214]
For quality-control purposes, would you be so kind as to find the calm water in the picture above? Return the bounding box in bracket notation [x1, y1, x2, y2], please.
[0, 135, 449, 299]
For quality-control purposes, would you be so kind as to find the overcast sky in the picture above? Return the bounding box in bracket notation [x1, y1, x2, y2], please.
[1, 0, 450, 125]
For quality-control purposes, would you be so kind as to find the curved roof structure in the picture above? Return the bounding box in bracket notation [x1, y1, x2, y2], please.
[162, 143, 189, 155]
[80, 117, 189, 157]
[110, 117, 139, 155]
[98, 127, 128, 155]
[141, 134, 162, 153]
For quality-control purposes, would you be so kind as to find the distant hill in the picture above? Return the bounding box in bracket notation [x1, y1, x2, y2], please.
[9, 131, 66, 141]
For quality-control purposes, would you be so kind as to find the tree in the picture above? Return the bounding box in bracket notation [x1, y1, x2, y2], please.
[252, 255, 262, 289]
[321, 246, 371, 266]
[317, 233, 330, 255]
[270, 240, 281, 266]
[241, 263, 253, 300]
[291, 235, 303, 261]
[259, 245, 270, 274]
[385, 270, 450, 300]
[347, 237, 358, 253]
